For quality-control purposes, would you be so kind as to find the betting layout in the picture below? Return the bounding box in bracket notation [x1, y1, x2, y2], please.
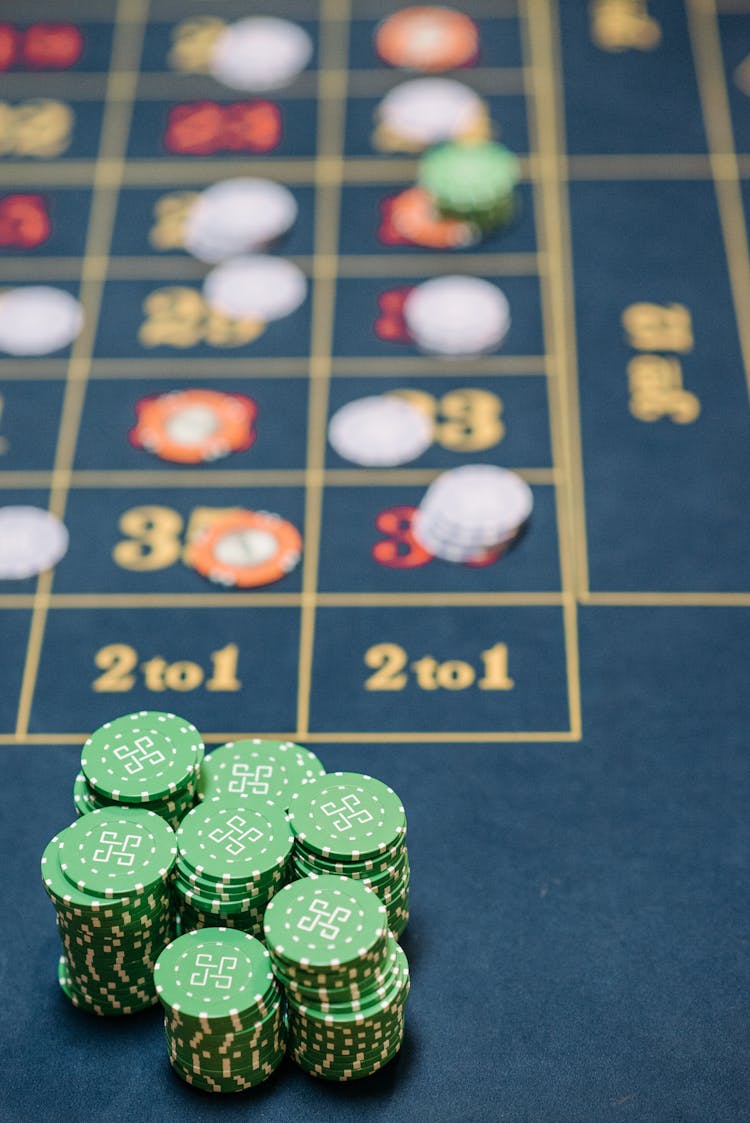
[0, 2, 574, 749]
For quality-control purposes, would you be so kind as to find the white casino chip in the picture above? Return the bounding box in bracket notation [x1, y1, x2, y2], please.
[0, 286, 83, 356]
[376, 79, 484, 147]
[328, 395, 433, 467]
[403, 276, 510, 356]
[183, 178, 298, 263]
[0, 506, 69, 579]
[203, 255, 308, 322]
[209, 17, 313, 92]
[412, 465, 533, 562]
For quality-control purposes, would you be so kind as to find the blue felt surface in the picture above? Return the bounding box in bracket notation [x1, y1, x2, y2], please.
[2, 608, 749, 1121]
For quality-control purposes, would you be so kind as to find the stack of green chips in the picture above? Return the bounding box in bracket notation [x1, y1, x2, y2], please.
[288, 772, 410, 937]
[264, 875, 409, 1081]
[198, 738, 326, 812]
[41, 807, 177, 1015]
[418, 139, 520, 235]
[155, 928, 286, 1093]
[173, 799, 294, 935]
[78, 711, 204, 830]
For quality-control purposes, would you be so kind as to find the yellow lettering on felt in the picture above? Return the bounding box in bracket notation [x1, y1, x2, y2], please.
[590, 0, 661, 52]
[364, 643, 515, 691]
[149, 192, 199, 250]
[622, 303, 693, 353]
[627, 354, 700, 423]
[114, 506, 184, 571]
[391, 387, 505, 451]
[139, 287, 264, 350]
[168, 16, 225, 73]
[93, 644, 242, 693]
[0, 99, 73, 157]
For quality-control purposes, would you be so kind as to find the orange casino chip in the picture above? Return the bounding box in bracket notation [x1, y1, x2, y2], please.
[383, 186, 479, 249]
[129, 388, 257, 464]
[189, 510, 302, 588]
[374, 7, 479, 72]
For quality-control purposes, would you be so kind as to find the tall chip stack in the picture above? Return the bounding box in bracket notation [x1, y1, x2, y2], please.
[41, 808, 177, 1015]
[173, 799, 294, 934]
[77, 710, 204, 830]
[155, 928, 286, 1093]
[264, 875, 410, 1080]
[288, 772, 410, 938]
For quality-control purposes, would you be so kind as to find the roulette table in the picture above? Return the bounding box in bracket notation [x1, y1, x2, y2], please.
[0, 1, 748, 1119]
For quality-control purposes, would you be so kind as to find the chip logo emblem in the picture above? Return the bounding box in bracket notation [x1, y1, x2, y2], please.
[114, 735, 166, 775]
[228, 762, 273, 796]
[297, 898, 352, 941]
[189, 952, 238, 989]
[208, 813, 263, 856]
[93, 829, 142, 867]
[320, 793, 374, 834]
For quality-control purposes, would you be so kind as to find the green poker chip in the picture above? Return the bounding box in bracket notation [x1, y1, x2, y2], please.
[177, 801, 293, 881]
[57, 807, 177, 897]
[198, 739, 325, 810]
[418, 140, 520, 230]
[263, 874, 388, 973]
[154, 928, 276, 1024]
[81, 711, 203, 803]
[288, 772, 406, 862]
[288, 771, 410, 941]
[173, 800, 293, 936]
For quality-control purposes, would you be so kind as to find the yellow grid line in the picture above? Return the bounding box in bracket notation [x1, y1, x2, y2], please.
[0, 355, 551, 379]
[15, 151, 750, 187]
[0, 730, 579, 745]
[13, 2, 149, 739]
[0, 467, 557, 489]
[687, 0, 750, 404]
[524, 0, 582, 740]
[0, 252, 541, 281]
[0, 592, 566, 610]
[296, 0, 351, 737]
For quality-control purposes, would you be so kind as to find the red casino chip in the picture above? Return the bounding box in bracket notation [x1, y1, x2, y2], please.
[189, 510, 302, 588]
[129, 389, 257, 464]
[378, 187, 479, 250]
[374, 7, 479, 72]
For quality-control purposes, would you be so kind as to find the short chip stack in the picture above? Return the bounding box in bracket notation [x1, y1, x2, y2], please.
[41, 807, 177, 1015]
[418, 140, 520, 236]
[173, 799, 294, 935]
[78, 711, 204, 830]
[198, 738, 326, 812]
[412, 464, 534, 562]
[264, 875, 410, 1081]
[288, 772, 410, 938]
[403, 275, 510, 356]
[155, 928, 286, 1093]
